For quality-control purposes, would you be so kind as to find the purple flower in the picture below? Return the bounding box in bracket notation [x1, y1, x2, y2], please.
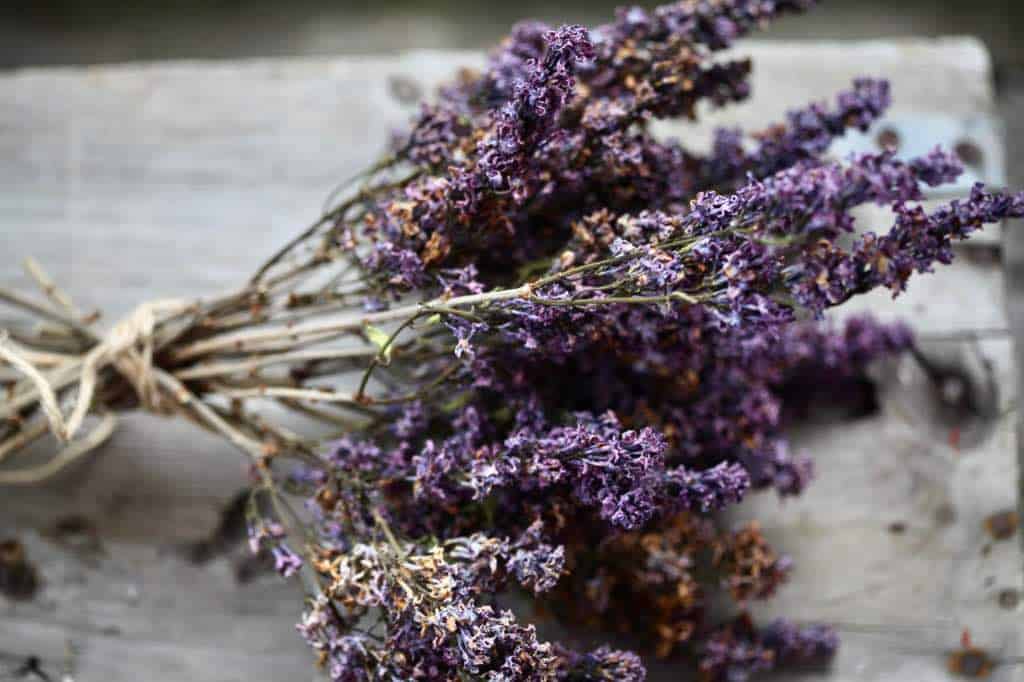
[557, 644, 647, 680]
[271, 543, 304, 578]
[700, 632, 773, 682]
[484, 20, 555, 101]
[392, 400, 427, 440]
[363, 242, 428, 290]
[510, 411, 669, 529]
[402, 103, 470, 167]
[247, 520, 286, 554]
[508, 541, 566, 594]
[665, 461, 751, 513]
[699, 614, 836, 681]
[760, 79, 890, 161]
[762, 619, 839, 664]
[791, 182, 1024, 310]
[477, 25, 594, 198]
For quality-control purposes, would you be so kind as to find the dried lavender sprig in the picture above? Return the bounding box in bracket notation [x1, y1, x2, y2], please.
[790, 182, 1024, 311]
[477, 25, 594, 198]
[699, 78, 892, 189]
[700, 615, 838, 682]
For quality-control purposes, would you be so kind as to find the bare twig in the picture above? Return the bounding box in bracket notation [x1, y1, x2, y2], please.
[212, 384, 365, 406]
[0, 287, 97, 342]
[22, 257, 90, 323]
[174, 345, 378, 380]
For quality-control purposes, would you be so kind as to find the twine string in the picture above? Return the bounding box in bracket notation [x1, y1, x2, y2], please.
[0, 299, 188, 483]
[65, 299, 187, 440]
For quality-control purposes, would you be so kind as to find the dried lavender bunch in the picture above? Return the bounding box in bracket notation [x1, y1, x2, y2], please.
[1, 0, 1022, 680]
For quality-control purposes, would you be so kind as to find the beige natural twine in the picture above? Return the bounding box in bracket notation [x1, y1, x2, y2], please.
[0, 298, 189, 483]
[0, 335, 69, 442]
[66, 299, 188, 438]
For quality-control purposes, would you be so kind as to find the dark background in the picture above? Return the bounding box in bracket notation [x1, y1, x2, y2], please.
[1, 1, 1021, 187]
[1, 1, 1021, 71]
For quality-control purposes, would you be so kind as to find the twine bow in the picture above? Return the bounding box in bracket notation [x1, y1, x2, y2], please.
[0, 294, 189, 484]
[0, 250, 344, 486]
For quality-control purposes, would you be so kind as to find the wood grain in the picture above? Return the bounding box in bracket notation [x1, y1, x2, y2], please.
[0, 40, 1020, 681]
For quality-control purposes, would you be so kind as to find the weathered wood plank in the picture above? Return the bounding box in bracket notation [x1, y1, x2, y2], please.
[1, 40, 1019, 681]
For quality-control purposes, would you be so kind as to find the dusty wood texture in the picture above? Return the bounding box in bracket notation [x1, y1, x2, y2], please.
[0, 40, 1020, 681]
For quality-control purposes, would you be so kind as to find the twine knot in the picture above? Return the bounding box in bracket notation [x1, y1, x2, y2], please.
[0, 299, 188, 445]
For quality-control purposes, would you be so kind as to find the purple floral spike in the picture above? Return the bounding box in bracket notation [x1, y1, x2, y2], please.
[477, 25, 593, 198]
[271, 544, 304, 578]
[702, 78, 892, 187]
[762, 619, 840, 665]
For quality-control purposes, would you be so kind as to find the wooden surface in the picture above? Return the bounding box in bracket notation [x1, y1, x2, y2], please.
[1, 40, 1021, 681]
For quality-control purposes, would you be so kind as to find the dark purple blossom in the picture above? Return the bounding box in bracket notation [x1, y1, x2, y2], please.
[507, 539, 566, 594]
[392, 400, 427, 440]
[271, 543, 304, 578]
[701, 616, 838, 681]
[738, 78, 891, 181]
[508, 411, 669, 529]
[743, 442, 815, 496]
[673, 78, 893, 198]
[790, 182, 1024, 311]
[665, 461, 751, 513]
[484, 20, 555, 101]
[556, 644, 647, 680]
[699, 629, 773, 682]
[363, 242, 428, 291]
[762, 619, 840, 665]
[477, 25, 594, 198]
[297, 598, 377, 682]
[403, 103, 471, 167]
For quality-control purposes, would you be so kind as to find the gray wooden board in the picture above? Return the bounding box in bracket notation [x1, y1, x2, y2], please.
[0, 40, 1020, 681]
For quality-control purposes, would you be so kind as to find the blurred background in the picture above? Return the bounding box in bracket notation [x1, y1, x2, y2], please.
[0, 2, 1019, 71]
[2, 1, 1023, 184]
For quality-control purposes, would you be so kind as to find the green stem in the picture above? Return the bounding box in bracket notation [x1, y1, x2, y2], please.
[354, 312, 428, 402]
[529, 291, 701, 307]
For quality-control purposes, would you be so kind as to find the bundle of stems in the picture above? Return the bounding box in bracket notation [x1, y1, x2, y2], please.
[0, 172, 511, 484]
